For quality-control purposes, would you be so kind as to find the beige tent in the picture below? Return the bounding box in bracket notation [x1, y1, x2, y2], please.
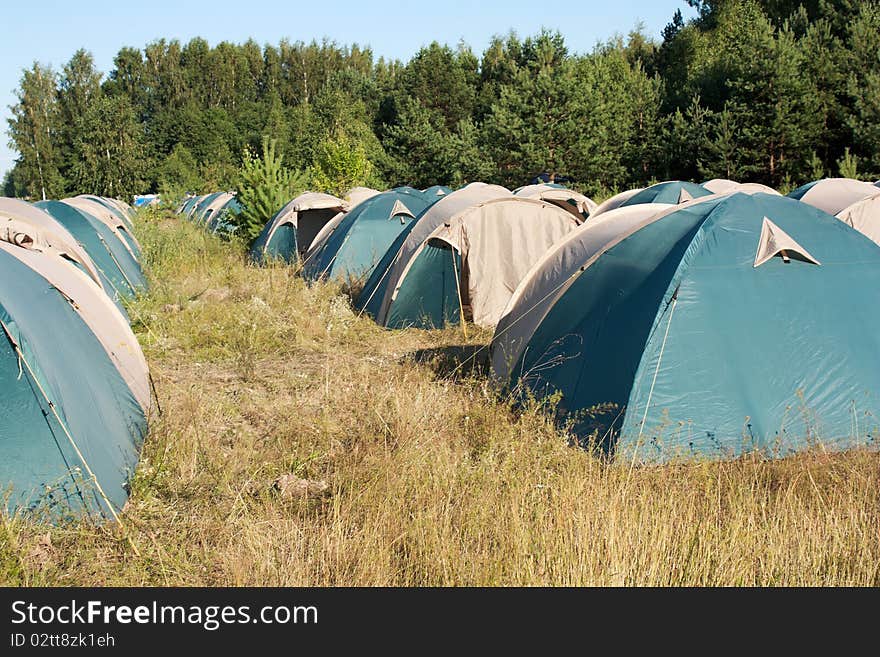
[367, 183, 513, 322]
[258, 192, 347, 260]
[589, 188, 644, 218]
[514, 184, 596, 220]
[703, 179, 780, 195]
[79, 195, 135, 226]
[792, 178, 879, 215]
[345, 186, 381, 209]
[0, 197, 103, 288]
[0, 241, 151, 412]
[378, 196, 579, 329]
[836, 193, 880, 247]
[62, 196, 141, 259]
[491, 202, 675, 382]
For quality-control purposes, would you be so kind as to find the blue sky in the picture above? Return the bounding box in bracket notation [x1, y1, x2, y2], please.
[1, 0, 694, 179]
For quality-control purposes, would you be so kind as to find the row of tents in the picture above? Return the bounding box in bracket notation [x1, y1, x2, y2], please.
[0, 194, 150, 521]
[177, 191, 242, 235]
[181, 177, 880, 463]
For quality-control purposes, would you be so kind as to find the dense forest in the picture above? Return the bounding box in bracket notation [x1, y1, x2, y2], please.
[5, 0, 879, 203]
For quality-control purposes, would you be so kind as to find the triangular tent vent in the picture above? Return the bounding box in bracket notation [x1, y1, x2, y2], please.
[754, 217, 821, 267]
[436, 189, 446, 196]
[390, 199, 415, 223]
[678, 188, 694, 203]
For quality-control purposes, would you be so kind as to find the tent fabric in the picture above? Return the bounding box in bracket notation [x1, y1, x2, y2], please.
[514, 184, 596, 219]
[62, 197, 142, 261]
[35, 200, 146, 300]
[206, 196, 241, 234]
[344, 186, 380, 209]
[190, 192, 225, 224]
[301, 188, 391, 263]
[753, 217, 820, 267]
[301, 188, 439, 283]
[788, 178, 879, 215]
[496, 192, 880, 462]
[199, 192, 235, 228]
[423, 185, 452, 197]
[0, 242, 151, 412]
[590, 188, 644, 218]
[0, 197, 103, 288]
[703, 179, 779, 195]
[836, 194, 880, 246]
[382, 197, 580, 329]
[0, 247, 146, 518]
[620, 181, 712, 207]
[76, 195, 135, 230]
[363, 183, 513, 322]
[702, 178, 739, 194]
[491, 202, 674, 384]
[250, 192, 347, 263]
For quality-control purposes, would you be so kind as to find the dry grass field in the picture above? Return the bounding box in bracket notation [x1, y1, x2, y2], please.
[2, 210, 879, 586]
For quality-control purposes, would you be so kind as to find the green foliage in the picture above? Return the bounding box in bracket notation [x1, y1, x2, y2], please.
[837, 147, 859, 179]
[5, 6, 880, 197]
[67, 94, 148, 197]
[157, 144, 201, 204]
[6, 63, 65, 200]
[308, 132, 377, 197]
[1, 171, 13, 197]
[234, 137, 306, 243]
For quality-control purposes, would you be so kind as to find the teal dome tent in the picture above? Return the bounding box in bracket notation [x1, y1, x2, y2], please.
[250, 192, 347, 264]
[492, 193, 880, 462]
[0, 245, 148, 518]
[620, 180, 712, 207]
[302, 188, 439, 284]
[36, 200, 147, 301]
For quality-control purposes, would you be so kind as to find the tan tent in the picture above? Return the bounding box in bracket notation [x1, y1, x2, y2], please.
[836, 194, 880, 247]
[75, 194, 135, 229]
[365, 183, 513, 322]
[378, 196, 579, 329]
[255, 192, 347, 261]
[792, 178, 879, 215]
[345, 186, 380, 209]
[0, 197, 103, 288]
[514, 184, 596, 220]
[62, 196, 141, 259]
[703, 179, 779, 195]
[491, 202, 675, 382]
[0, 241, 151, 412]
[589, 188, 644, 218]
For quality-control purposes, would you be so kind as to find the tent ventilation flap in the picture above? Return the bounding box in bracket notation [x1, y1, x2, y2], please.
[389, 200, 415, 224]
[754, 217, 821, 267]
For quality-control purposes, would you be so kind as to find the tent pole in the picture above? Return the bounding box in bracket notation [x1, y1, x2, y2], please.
[450, 247, 467, 340]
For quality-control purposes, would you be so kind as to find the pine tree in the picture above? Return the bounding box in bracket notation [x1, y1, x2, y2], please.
[234, 138, 305, 242]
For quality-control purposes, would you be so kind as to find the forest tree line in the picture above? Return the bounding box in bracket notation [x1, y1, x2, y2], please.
[5, 0, 879, 202]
